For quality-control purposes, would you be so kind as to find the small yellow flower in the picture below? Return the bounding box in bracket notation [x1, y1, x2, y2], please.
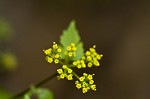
[77, 64, 82, 69]
[55, 54, 60, 58]
[89, 80, 94, 84]
[73, 61, 77, 66]
[83, 73, 88, 76]
[87, 74, 93, 80]
[53, 42, 58, 49]
[68, 68, 72, 73]
[68, 52, 73, 57]
[87, 56, 92, 61]
[72, 47, 77, 51]
[93, 60, 100, 66]
[57, 69, 63, 74]
[67, 46, 72, 51]
[82, 88, 88, 93]
[47, 57, 53, 63]
[81, 63, 86, 68]
[76, 84, 81, 89]
[90, 48, 95, 52]
[54, 59, 59, 64]
[79, 76, 85, 82]
[85, 51, 91, 56]
[43, 48, 52, 55]
[87, 62, 92, 67]
[80, 60, 84, 64]
[60, 74, 65, 79]
[62, 65, 67, 69]
[70, 43, 75, 47]
[90, 85, 96, 91]
[67, 74, 73, 80]
[57, 48, 62, 52]
[75, 81, 79, 84]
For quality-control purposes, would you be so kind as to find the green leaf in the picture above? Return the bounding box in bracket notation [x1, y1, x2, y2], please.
[60, 21, 80, 47]
[35, 88, 54, 99]
[60, 21, 84, 60]
[23, 86, 54, 99]
[73, 42, 84, 60]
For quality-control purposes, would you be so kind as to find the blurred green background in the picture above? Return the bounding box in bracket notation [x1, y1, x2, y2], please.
[0, 0, 150, 99]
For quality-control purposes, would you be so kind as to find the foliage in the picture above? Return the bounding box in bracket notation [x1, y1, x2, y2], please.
[60, 21, 84, 60]
[24, 86, 54, 99]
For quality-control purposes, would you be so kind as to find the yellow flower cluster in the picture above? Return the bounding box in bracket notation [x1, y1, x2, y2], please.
[75, 73, 96, 93]
[73, 60, 86, 69]
[64, 43, 77, 57]
[57, 65, 73, 80]
[43, 42, 62, 64]
[73, 45, 103, 68]
[85, 45, 103, 67]
[43, 42, 103, 93]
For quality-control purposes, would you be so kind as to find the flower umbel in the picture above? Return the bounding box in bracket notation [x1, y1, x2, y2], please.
[73, 45, 103, 68]
[57, 65, 73, 80]
[44, 43, 102, 93]
[75, 73, 96, 93]
[43, 42, 62, 64]
[43, 22, 103, 94]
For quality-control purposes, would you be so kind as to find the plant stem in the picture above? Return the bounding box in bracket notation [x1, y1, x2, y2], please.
[10, 72, 58, 99]
[72, 71, 80, 79]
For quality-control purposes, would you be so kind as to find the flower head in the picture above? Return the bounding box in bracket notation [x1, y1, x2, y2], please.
[43, 42, 62, 64]
[75, 73, 96, 93]
[85, 45, 103, 67]
[57, 65, 73, 80]
[73, 45, 103, 68]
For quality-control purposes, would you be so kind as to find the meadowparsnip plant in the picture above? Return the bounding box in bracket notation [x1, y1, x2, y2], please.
[43, 21, 103, 93]
[13, 21, 103, 99]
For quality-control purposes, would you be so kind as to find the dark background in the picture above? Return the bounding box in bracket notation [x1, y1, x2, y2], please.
[0, 0, 150, 99]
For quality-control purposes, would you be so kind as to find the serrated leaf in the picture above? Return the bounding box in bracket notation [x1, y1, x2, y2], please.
[60, 21, 84, 60]
[35, 88, 54, 99]
[60, 21, 80, 47]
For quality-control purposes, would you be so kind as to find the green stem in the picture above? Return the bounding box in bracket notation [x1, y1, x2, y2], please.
[68, 64, 76, 68]
[10, 72, 58, 99]
[59, 60, 64, 65]
[72, 71, 80, 79]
